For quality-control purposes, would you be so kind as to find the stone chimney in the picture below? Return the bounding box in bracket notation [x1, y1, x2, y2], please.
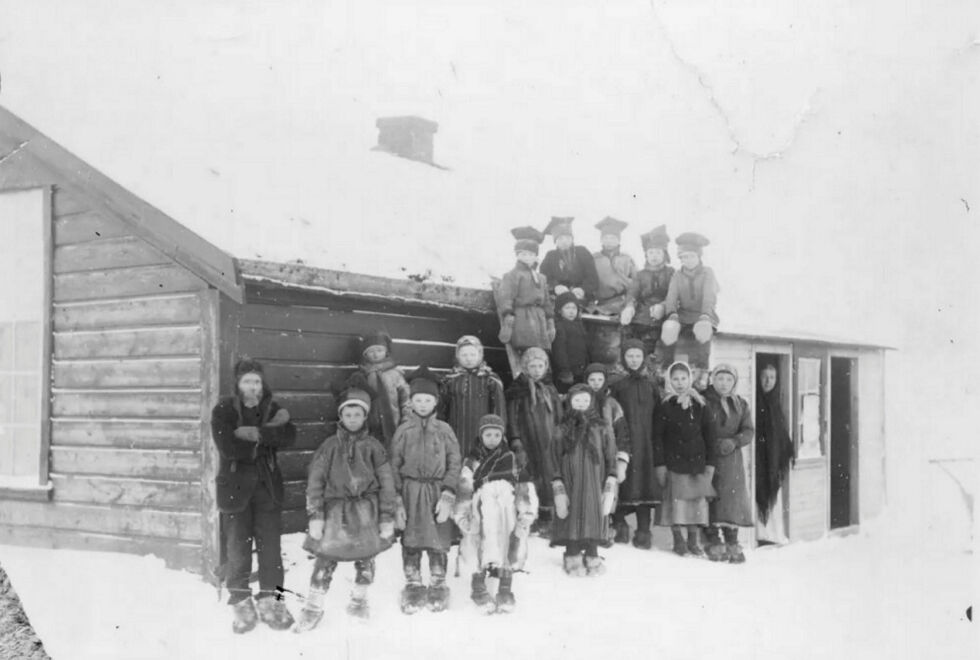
[375, 116, 439, 165]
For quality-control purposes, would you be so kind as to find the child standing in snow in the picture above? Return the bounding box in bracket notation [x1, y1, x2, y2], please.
[550, 384, 619, 576]
[495, 226, 555, 354]
[390, 366, 462, 614]
[504, 347, 563, 529]
[294, 388, 396, 631]
[551, 291, 591, 393]
[583, 362, 631, 482]
[653, 361, 718, 557]
[609, 340, 661, 549]
[621, 225, 675, 374]
[209, 358, 296, 634]
[703, 364, 754, 563]
[661, 232, 720, 386]
[439, 335, 507, 459]
[347, 330, 411, 453]
[454, 414, 534, 614]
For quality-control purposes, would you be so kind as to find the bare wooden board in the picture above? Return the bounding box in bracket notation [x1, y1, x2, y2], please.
[53, 357, 201, 388]
[53, 294, 203, 331]
[51, 391, 202, 418]
[55, 236, 172, 274]
[54, 326, 202, 359]
[53, 210, 130, 245]
[50, 446, 201, 479]
[54, 264, 206, 302]
[277, 449, 316, 481]
[51, 474, 200, 510]
[0, 500, 202, 542]
[51, 419, 200, 449]
[261, 362, 356, 392]
[274, 392, 336, 422]
[238, 327, 358, 363]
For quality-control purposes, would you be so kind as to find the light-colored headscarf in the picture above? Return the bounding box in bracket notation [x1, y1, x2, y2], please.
[710, 363, 745, 422]
[663, 361, 705, 410]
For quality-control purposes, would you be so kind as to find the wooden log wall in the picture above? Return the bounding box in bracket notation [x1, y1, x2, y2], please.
[0, 188, 209, 571]
[237, 281, 510, 533]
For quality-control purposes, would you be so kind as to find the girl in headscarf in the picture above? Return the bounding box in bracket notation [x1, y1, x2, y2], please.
[755, 362, 795, 544]
[703, 364, 754, 563]
[653, 361, 718, 557]
[549, 384, 619, 576]
[504, 347, 563, 528]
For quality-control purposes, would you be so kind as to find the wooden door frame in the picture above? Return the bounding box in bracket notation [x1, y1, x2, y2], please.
[828, 351, 861, 530]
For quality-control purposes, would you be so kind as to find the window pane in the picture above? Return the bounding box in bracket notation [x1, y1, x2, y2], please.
[799, 393, 822, 458]
[0, 323, 12, 371]
[14, 320, 40, 371]
[13, 374, 39, 424]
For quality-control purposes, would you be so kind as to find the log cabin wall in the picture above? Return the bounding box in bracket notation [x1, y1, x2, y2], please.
[231, 281, 510, 534]
[0, 187, 212, 571]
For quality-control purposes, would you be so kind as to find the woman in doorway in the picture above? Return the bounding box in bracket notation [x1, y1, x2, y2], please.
[755, 362, 795, 544]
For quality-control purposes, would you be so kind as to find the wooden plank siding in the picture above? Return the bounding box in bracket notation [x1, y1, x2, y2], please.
[235, 282, 508, 533]
[4, 196, 216, 571]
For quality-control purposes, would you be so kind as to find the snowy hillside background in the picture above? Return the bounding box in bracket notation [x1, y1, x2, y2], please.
[0, 0, 977, 657]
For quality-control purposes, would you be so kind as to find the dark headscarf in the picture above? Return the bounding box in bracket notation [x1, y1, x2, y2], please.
[755, 366, 795, 523]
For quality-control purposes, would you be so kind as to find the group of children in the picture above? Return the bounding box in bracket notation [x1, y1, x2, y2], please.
[210, 219, 753, 634]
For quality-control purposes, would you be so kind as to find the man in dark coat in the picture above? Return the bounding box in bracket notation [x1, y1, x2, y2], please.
[210, 357, 297, 634]
[539, 217, 599, 304]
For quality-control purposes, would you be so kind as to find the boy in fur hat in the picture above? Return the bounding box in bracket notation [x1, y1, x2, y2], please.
[504, 347, 563, 531]
[294, 388, 396, 631]
[496, 226, 556, 354]
[346, 330, 411, 453]
[390, 366, 462, 614]
[439, 335, 507, 459]
[622, 225, 676, 374]
[551, 291, 591, 393]
[653, 361, 718, 557]
[210, 357, 297, 633]
[550, 384, 619, 577]
[703, 364, 755, 563]
[590, 216, 637, 367]
[609, 340, 661, 548]
[661, 232, 720, 385]
[539, 217, 599, 303]
[454, 414, 536, 614]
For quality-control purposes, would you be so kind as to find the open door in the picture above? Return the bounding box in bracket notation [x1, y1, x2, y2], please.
[789, 347, 829, 541]
[830, 357, 859, 529]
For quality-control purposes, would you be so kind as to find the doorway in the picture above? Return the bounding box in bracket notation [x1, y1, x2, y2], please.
[754, 352, 792, 544]
[830, 357, 858, 529]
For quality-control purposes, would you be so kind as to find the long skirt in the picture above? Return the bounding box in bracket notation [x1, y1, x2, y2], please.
[656, 471, 716, 526]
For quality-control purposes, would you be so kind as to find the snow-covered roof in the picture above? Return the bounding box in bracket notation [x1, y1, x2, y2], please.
[2, 0, 958, 348]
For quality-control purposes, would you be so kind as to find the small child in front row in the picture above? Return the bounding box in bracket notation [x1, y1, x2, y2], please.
[551, 291, 591, 393]
[294, 388, 396, 632]
[653, 361, 718, 557]
[551, 384, 619, 576]
[391, 366, 462, 614]
[455, 414, 537, 614]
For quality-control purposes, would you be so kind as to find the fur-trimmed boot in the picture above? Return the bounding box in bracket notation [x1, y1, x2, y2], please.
[256, 595, 295, 631]
[495, 573, 516, 614]
[346, 584, 370, 620]
[686, 526, 706, 558]
[584, 555, 606, 577]
[292, 587, 327, 633]
[471, 572, 496, 614]
[704, 525, 729, 562]
[563, 553, 587, 577]
[613, 519, 631, 544]
[400, 549, 427, 615]
[671, 526, 687, 557]
[723, 527, 745, 564]
[632, 529, 653, 550]
[231, 597, 258, 634]
[426, 552, 451, 613]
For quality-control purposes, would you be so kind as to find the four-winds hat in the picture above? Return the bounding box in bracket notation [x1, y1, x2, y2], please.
[640, 225, 670, 250]
[407, 365, 441, 398]
[511, 226, 545, 254]
[675, 232, 710, 255]
[595, 216, 628, 237]
[543, 216, 575, 239]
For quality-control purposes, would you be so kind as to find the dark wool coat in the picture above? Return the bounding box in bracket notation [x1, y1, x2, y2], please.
[551, 316, 590, 386]
[210, 393, 296, 513]
[439, 364, 506, 459]
[390, 413, 462, 551]
[549, 411, 617, 545]
[302, 427, 397, 560]
[591, 249, 638, 314]
[756, 385, 795, 524]
[704, 387, 754, 525]
[594, 390, 631, 458]
[505, 374, 563, 510]
[664, 264, 720, 326]
[653, 396, 718, 475]
[610, 369, 661, 506]
[539, 245, 599, 301]
[347, 358, 411, 452]
[626, 264, 676, 325]
[495, 262, 554, 351]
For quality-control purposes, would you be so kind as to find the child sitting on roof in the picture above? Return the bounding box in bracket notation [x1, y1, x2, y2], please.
[346, 330, 411, 453]
[590, 216, 638, 368]
[539, 216, 599, 304]
[495, 227, 556, 355]
[661, 232, 720, 387]
[621, 225, 675, 375]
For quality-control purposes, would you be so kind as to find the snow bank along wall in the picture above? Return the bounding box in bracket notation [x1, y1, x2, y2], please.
[0, 106, 887, 576]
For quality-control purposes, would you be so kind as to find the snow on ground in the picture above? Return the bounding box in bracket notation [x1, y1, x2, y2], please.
[0, 512, 974, 660]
